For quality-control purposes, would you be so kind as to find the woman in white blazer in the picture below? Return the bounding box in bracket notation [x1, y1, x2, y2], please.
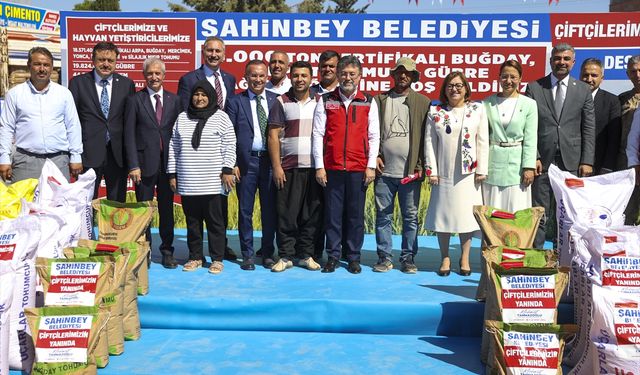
[424, 72, 489, 276]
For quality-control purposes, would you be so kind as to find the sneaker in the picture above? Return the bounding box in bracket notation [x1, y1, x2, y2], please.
[372, 258, 393, 273]
[208, 261, 224, 274]
[298, 256, 321, 271]
[271, 258, 293, 272]
[182, 259, 202, 272]
[401, 260, 418, 274]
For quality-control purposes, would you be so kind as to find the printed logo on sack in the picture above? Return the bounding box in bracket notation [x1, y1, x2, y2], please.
[502, 232, 521, 247]
[0, 243, 16, 260]
[576, 206, 612, 227]
[109, 208, 133, 230]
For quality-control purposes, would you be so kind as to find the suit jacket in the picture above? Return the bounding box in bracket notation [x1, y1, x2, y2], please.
[124, 88, 183, 177]
[616, 89, 640, 170]
[483, 94, 538, 186]
[226, 90, 278, 174]
[177, 65, 236, 110]
[525, 75, 596, 172]
[592, 88, 621, 172]
[68, 71, 135, 168]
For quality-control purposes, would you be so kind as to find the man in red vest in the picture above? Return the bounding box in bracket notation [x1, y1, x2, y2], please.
[312, 55, 380, 274]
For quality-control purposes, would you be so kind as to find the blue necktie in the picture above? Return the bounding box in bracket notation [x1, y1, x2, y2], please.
[100, 79, 110, 143]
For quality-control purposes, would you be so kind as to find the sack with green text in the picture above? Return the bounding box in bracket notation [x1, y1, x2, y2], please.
[36, 256, 115, 368]
[485, 320, 577, 375]
[25, 305, 108, 375]
[473, 206, 545, 301]
[91, 199, 156, 243]
[65, 240, 131, 356]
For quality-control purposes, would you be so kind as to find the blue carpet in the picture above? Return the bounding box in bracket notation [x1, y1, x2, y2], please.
[10, 230, 561, 374]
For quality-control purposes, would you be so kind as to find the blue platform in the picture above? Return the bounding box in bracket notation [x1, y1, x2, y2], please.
[11, 230, 565, 375]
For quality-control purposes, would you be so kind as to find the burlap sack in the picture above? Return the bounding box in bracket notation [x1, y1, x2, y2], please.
[25, 305, 109, 375]
[91, 199, 156, 243]
[485, 320, 577, 375]
[36, 256, 115, 368]
[473, 206, 544, 301]
[65, 240, 131, 356]
[480, 246, 562, 365]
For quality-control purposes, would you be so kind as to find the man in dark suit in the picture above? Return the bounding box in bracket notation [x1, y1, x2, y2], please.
[69, 41, 135, 201]
[226, 60, 278, 271]
[177, 36, 237, 260]
[619, 55, 640, 225]
[124, 58, 183, 268]
[525, 43, 596, 248]
[177, 36, 236, 111]
[579, 58, 621, 174]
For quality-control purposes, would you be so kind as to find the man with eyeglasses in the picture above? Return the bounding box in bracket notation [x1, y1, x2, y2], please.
[525, 43, 596, 248]
[372, 57, 430, 274]
[312, 55, 380, 274]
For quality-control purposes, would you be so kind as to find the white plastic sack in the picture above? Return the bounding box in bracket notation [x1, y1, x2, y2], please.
[0, 263, 14, 375]
[34, 160, 95, 241]
[0, 216, 41, 371]
[548, 165, 634, 268]
[26, 203, 81, 256]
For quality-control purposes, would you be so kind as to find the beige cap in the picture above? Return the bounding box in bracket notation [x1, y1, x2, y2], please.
[391, 57, 420, 82]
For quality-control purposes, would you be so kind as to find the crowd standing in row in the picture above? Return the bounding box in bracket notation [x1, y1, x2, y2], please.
[1, 38, 640, 276]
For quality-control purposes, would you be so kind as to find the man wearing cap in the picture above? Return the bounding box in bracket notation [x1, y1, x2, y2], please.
[372, 57, 430, 274]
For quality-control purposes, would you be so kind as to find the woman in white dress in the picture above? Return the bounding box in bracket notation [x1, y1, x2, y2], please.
[424, 72, 489, 276]
[482, 60, 538, 212]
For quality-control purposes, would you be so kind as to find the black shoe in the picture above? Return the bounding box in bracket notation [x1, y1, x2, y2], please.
[256, 248, 263, 257]
[224, 247, 238, 261]
[347, 261, 361, 274]
[437, 257, 451, 277]
[322, 257, 339, 273]
[161, 255, 178, 269]
[459, 259, 471, 277]
[262, 258, 275, 269]
[240, 258, 255, 271]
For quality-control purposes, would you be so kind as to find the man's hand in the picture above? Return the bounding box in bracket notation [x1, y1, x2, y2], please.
[535, 160, 543, 176]
[375, 157, 385, 177]
[233, 166, 241, 182]
[475, 174, 486, 184]
[69, 163, 83, 179]
[221, 174, 235, 192]
[522, 169, 535, 187]
[364, 167, 375, 186]
[428, 176, 439, 185]
[169, 177, 177, 193]
[315, 168, 327, 187]
[129, 168, 142, 185]
[578, 164, 593, 177]
[272, 165, 286, 190]
[0, 164, 12, 181]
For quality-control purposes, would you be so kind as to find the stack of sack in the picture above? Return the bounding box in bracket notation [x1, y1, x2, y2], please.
[1, 160, 156, 374]
[545, 164, 638, 374]
[474, 206, 576, 374]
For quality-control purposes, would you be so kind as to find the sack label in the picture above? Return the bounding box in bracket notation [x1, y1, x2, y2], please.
[501, 275, 556, 323]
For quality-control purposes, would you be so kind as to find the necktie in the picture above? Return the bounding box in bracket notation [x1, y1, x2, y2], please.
[554, 81, 565, 118]
[100, 79, 110, 143]
[255, 95, 267, 149]
[213, 71, 224, 109]
[100, 79, 109, 118]
[154, 94, 163, 151]
[154, 94, 163, 125]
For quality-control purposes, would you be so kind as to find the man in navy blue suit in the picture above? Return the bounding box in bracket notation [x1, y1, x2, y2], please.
[124, 57, 182, 269]
[227, 60, 278, 270]
[177, 36, 238, 260]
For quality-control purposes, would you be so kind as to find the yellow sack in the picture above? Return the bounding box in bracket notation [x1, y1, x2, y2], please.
[0, 179, 38, 220]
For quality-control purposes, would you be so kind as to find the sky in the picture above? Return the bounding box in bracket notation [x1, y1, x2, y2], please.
[19, 0, 609, 13]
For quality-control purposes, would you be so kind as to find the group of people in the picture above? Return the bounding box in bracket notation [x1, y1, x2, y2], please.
[1, 37, 639, 277]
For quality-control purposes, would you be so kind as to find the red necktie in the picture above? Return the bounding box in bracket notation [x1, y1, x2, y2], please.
[213, 71, 224, 109]
[154, 94, 163, 151]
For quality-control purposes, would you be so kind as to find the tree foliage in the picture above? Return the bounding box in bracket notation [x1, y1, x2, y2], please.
[326, 0, 370, 13]
[173, 0, 290, 12]
[73, 0, 121, 11]
[296, 0, 325, 13]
